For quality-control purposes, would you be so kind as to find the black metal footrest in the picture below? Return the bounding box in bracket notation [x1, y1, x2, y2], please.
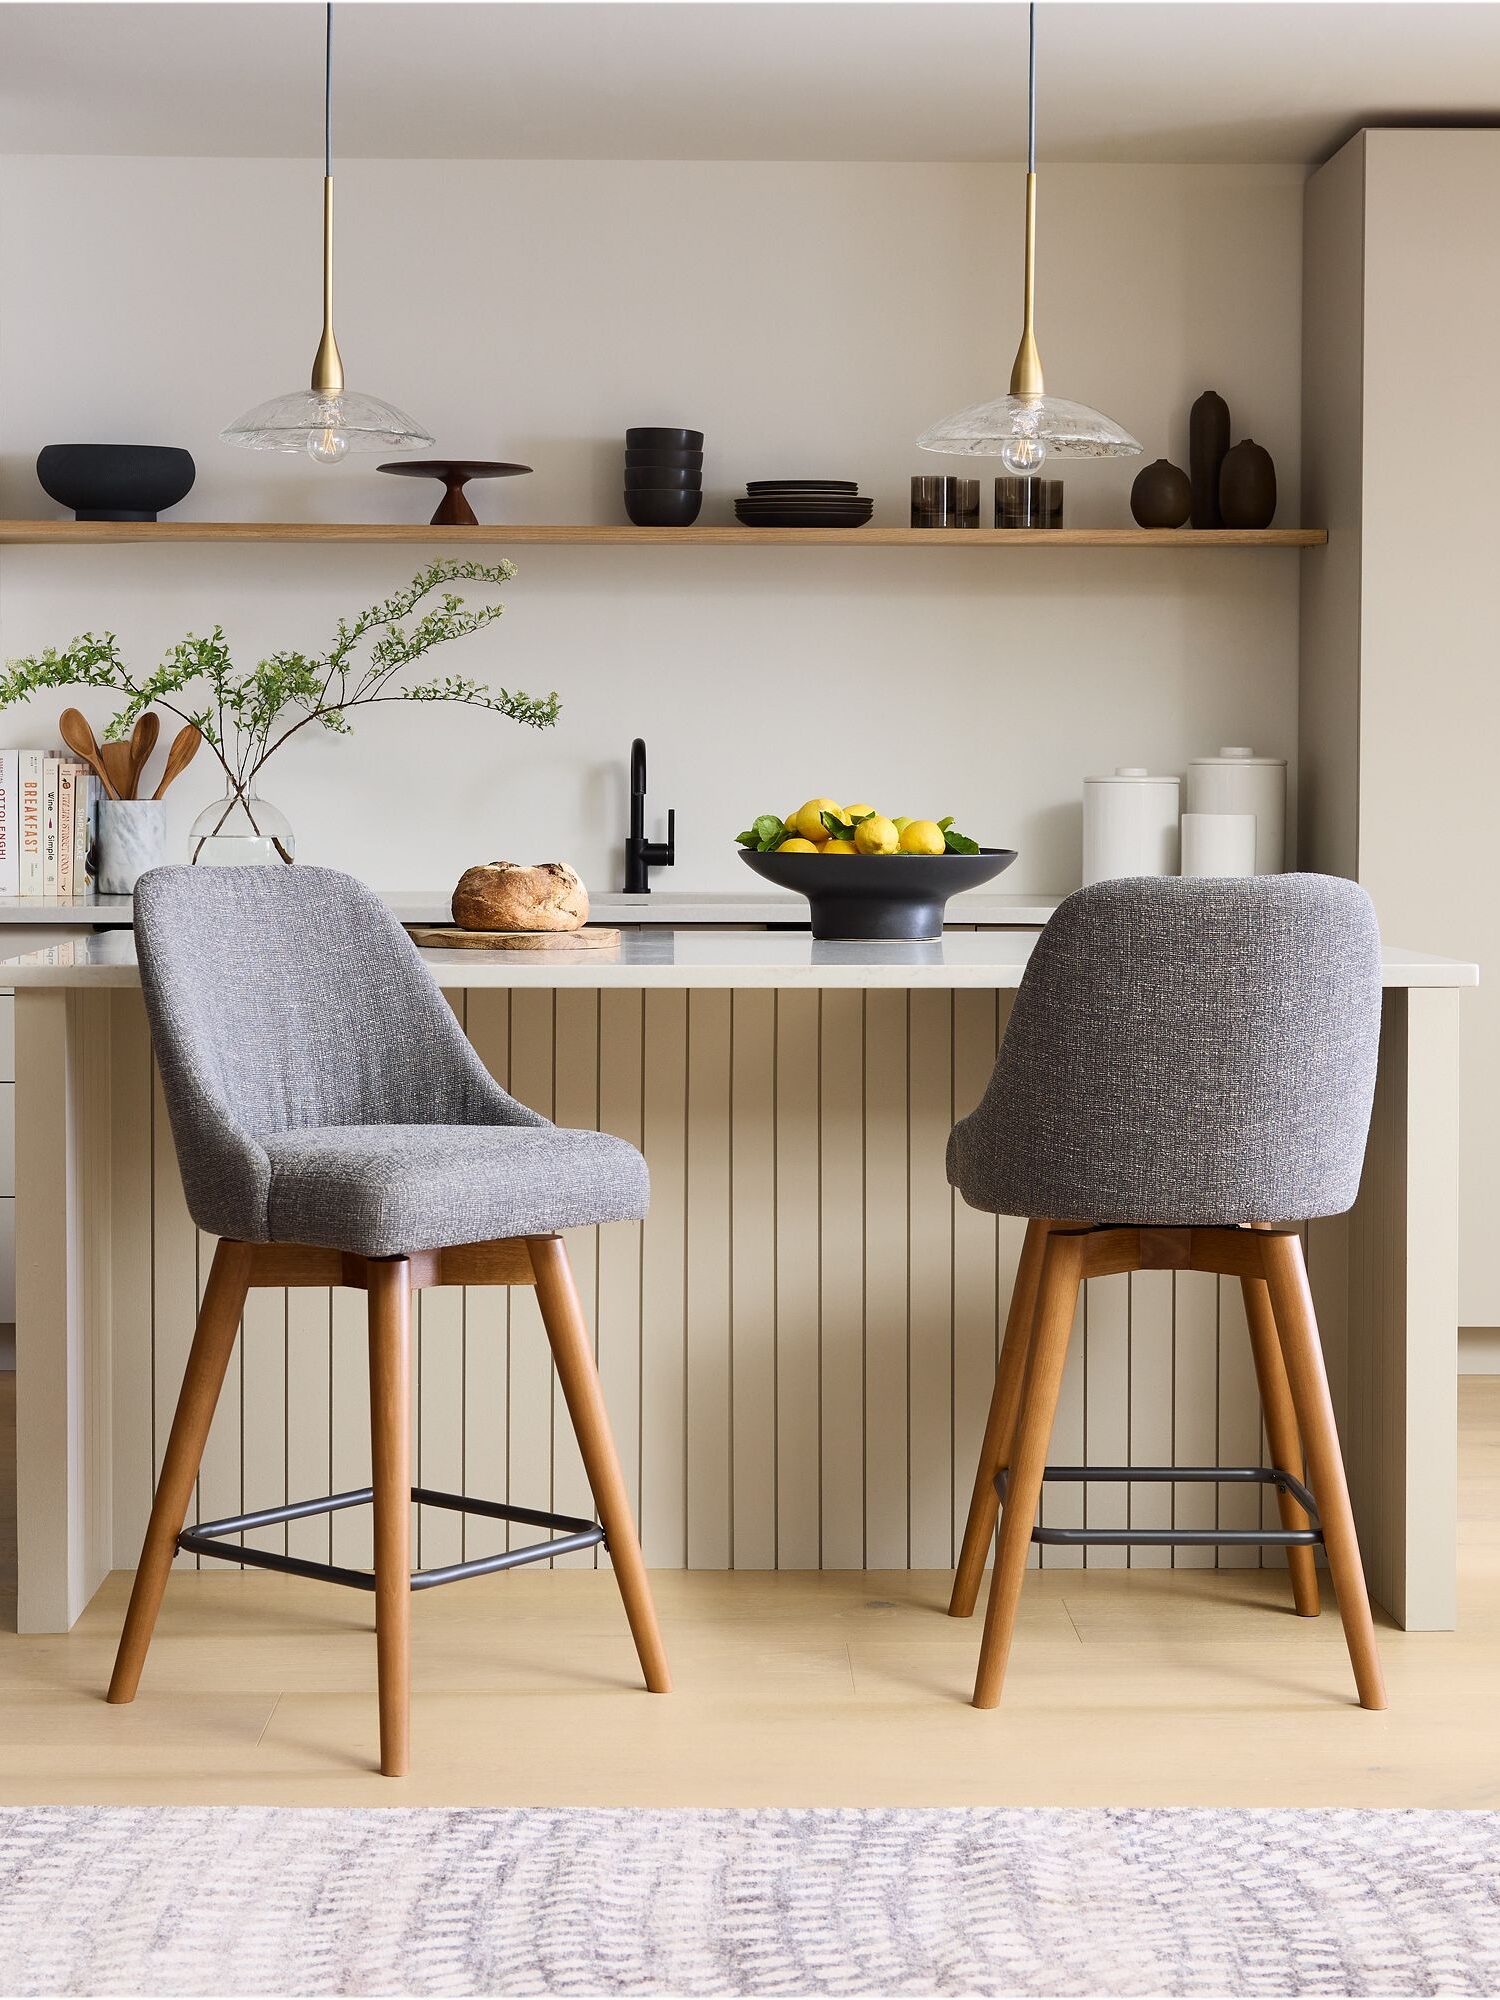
[994, 1464, 1323, 1549]
[178, 1486, 606, 1590]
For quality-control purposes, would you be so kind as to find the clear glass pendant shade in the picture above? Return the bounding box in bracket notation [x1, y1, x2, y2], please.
[917, 394, 1141, 463]
[221, 388, 432, 458]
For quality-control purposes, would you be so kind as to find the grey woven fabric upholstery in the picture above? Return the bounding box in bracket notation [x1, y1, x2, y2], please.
[948, 875, 1382, 1227]
[134, 865, 648, 1256]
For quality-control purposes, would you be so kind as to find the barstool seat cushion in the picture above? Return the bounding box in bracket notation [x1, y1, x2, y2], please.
[259, 1122, 650, 1258]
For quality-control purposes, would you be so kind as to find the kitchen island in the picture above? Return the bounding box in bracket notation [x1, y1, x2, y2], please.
[6, 928, 1474, 1638]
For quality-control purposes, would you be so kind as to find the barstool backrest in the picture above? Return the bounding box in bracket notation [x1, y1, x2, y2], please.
[134, 864, 541, 1238]
[947, 874, 1383, 1227]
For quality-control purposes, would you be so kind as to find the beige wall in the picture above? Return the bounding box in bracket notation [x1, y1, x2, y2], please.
[0, 156, 1304, 894]
[1302, 130, 1499, 1324]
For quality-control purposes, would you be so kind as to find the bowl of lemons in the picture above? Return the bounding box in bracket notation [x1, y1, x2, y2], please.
[736, 799, 1017, 939]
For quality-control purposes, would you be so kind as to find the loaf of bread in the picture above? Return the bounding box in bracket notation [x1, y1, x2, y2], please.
[451, 861, 589, 933]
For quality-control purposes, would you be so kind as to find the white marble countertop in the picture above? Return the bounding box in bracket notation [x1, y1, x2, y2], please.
[0, 887, 1062, 930]
[0, 927, 1479, 991]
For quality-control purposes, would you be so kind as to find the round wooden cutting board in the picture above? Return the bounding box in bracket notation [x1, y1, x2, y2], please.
[405, 924, 622, 952]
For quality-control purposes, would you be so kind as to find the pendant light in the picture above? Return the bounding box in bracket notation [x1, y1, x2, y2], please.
[222, 5, 432, 461]
[917, 3, 1139, 471]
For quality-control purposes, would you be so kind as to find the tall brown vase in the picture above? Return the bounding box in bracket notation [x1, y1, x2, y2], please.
[1189, 389, 1230, 529]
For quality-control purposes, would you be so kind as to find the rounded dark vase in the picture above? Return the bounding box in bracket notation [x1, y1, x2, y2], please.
[1189, 389, 1230, 529]
[1130, 458, 1193, 529]
[1219, 438, 1277, 529]
[37, 443, 196, 522]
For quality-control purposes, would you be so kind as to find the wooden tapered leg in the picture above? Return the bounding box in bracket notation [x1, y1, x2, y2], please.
[950, 1218, 1053, 1618]
[972, 1231, 1085, 1709]
[1241, 1271, 1321, 1618]
[108, 1240, 253, 1704]
[529, 1233, 671, 1694]
[1260, 1232, 1388, 1710]
[368, 1258, 413, 1777]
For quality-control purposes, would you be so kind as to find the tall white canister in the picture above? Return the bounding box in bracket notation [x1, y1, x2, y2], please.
[1184, 746, 1286, 874]
[1082, 768, 1181, 884]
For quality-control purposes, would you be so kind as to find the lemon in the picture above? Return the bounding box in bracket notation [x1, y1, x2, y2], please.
[790, 798, 839, 843]
[778, 837, 819, 853]
[823, 838, 858, 855]
[854, 814, 900, 856]
[845, 802, 876, 819]
[892, 817, 912, 835]
[899, 819, 946, 856]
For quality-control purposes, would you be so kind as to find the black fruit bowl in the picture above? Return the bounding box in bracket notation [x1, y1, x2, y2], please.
[37, 442, 196, 521]
[626, 426, 703, 450]
[625, 465, 700, 489]
[740, 845, 1018, 940]
[626, 447, 704, 471]
[624, 487, 704, 527]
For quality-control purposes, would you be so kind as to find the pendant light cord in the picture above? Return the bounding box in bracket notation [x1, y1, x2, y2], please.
[324, 2, 333, 179]
[1026, 1, 1036, 175]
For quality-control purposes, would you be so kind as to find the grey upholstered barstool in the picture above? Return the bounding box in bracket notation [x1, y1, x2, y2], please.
[947, 875, 1388, 1712]
[108, 865, 669, 1776]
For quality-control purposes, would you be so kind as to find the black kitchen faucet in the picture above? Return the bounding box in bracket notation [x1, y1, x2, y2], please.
[624, 736, 675, 892]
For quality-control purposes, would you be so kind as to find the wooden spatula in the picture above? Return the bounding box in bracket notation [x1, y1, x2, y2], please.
[100, 740, 137, 799]
[152, 724, 203, 800]
[58, 707, 121, 800]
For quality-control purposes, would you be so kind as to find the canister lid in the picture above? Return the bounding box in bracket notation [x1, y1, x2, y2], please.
[1085, 766, 1179, 784]
[1190, 745, 1286, 766]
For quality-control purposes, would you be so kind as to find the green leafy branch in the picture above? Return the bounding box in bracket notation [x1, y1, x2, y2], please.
[0, 559, 559, 814]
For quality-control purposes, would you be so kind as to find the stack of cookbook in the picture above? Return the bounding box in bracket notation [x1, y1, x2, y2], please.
[0, 749, 99, 896]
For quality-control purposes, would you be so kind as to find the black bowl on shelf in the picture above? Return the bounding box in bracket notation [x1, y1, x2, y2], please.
[626, 447, 704, 472]
[37, 442, 196, 521]
[626, 426, 704, 451]
[625, 464, 700, 489]
[624, 487, 704, 527]
[739, 845, 1018, 940]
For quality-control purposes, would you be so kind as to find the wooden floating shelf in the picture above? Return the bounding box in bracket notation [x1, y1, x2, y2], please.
[0, 520, 1327, 548]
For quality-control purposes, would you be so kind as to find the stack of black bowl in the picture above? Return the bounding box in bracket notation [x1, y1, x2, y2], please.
[624, 427, 703, 527]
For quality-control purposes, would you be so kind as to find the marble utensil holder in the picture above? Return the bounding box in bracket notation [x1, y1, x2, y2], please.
[96, 798, 166, 894]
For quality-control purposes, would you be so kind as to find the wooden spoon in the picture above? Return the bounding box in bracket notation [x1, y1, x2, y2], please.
[100, 739, 137, 799]
[57, 707, 121, 800]
[151, 724, 203, 800]
[127, 712, 160, 799]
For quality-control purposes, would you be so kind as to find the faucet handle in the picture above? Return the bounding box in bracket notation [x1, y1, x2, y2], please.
[663, 807, 676, 864]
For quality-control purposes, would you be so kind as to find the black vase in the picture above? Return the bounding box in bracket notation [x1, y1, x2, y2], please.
[1130, 458, 1193, 529]
[1219, 438, 1277, 529]
[1189, 390, 1230, 529]
[36, 443, 196, 522]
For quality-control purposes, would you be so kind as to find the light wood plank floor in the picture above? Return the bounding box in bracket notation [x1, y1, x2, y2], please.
[2, 1372, 1497, 1808]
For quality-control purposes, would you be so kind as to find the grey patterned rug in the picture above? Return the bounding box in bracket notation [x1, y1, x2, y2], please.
[1, 1806, 1497, 1997]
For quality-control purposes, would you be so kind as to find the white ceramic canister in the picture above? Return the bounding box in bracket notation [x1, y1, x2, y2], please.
[1184, 746, 1286, 874]
[1181, 811, 1257, 878]
[1082, 768, 1181, 885]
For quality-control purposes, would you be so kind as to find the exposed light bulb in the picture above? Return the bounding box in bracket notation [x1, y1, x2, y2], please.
[306, 425, 349, 464]
[1000, 433, 1048, 475]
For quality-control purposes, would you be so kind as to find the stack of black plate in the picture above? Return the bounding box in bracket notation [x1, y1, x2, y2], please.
[735, 480, 873, 529]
